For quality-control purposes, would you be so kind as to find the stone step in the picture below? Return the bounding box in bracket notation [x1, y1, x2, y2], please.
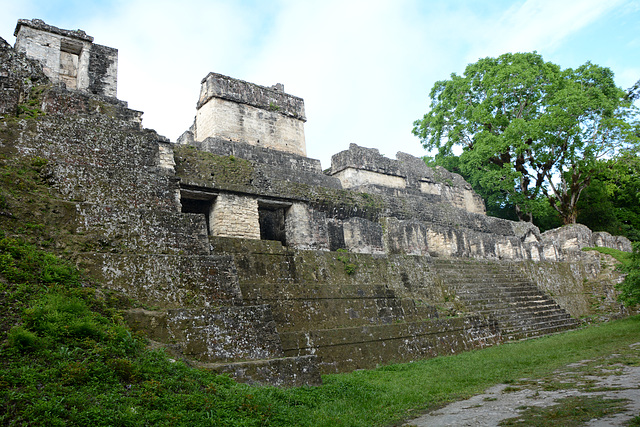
[279, 315, 501, 373]
[444, 281, 535, 290]
[460, 295, 559, 310]
[492, 310, 573, 327]
[514, 318, 579, 334]
[453, 291, 557, 306]
[435, 268, 523, 276]
[449, 286, 546, 298]
[436, 270, 524, 278]
[489, 313, 578, 334]
[197, 355, 321, 387]
[241, 282, 439, 332]
[501, 321, 579, 340]
[441, 262, 580, 340]
[478, 305, 573, 320]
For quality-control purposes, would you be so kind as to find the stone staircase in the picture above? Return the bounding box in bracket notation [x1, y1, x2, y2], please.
[431, 259, 579, 340]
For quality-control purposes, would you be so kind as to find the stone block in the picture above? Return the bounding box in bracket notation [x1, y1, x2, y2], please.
[81, 253, 243, 308]
[285, 203, 330, 251]
[210, 194, 260, 239]
[343, 217, 385, 254]
[125, 306, 283, 363]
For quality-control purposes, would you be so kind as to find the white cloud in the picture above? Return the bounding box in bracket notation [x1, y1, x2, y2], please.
[466, 0, 626, 61]
[2, 0, 638, 168]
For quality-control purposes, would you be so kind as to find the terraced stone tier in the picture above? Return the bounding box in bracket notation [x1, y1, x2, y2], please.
[280, 315, 500, 373]
[241, 281, 438, 332]
[125, 306, 283, 363]
[199, 355, 321, 387]
[81, 253, 243, 308]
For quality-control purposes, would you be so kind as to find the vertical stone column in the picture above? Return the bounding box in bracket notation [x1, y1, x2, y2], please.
[210, 194, 260, 239]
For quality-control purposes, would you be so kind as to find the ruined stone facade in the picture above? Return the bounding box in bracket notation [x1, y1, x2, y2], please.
[13, 19, 117, 97]
[1, 20, 633, 386]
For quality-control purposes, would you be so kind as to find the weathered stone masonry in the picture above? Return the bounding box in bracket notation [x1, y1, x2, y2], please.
[1, 19, 634, 386]
[14, 19, 117, 97]
[192, 72, 307, 156]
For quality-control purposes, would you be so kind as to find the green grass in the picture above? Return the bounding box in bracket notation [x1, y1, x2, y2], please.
[582, 246, 632, 267]
[2, 233, 640, 426]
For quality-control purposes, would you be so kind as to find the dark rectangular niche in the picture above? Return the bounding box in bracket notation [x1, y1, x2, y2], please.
[327, 220, 346, 251]
[181, 193, 215, 235]
[258, 202, 289, 245]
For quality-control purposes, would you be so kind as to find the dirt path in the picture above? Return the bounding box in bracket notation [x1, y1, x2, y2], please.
[404, 343, 640, 426]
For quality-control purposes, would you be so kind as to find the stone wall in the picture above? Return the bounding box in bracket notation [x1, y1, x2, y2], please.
[173, 140, 630, 262]
[194, 73, 307, 156]
[541, 224, 633, 257]
[0, 34, 49, 118]
[88, 43, 118, 97]
[210, 194, 261, 239]
[517, 253, 630, 320]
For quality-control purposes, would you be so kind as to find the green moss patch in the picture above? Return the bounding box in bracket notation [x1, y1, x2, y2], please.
[582, 246, 632, 267]
[499, 396, 629, 426]
[174, 146, 255, 190]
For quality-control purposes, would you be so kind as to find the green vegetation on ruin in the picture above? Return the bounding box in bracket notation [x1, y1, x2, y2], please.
[173, 145, 386, 221]
[582, 244, 640, 308]
[582, 246, 632, 267]
[173, 146, 255, 190]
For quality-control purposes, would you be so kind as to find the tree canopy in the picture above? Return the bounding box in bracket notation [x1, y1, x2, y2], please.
[577, 148, 640, 241]
[413, 52, 639, 225]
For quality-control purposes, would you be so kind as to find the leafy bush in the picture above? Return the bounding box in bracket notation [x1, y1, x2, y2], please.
[618, 242, 640, 306]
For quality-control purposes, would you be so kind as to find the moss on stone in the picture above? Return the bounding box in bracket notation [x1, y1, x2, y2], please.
[174, 145, 255, 191]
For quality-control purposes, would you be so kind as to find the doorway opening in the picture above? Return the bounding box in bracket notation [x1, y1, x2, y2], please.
[258, 201, 290, 245]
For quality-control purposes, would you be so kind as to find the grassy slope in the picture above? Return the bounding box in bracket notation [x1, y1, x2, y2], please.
[1, 123, 640, 426]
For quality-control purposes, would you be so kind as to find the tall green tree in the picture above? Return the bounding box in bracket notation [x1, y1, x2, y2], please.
[577, 148, 640, 241]
[413, 52, 639, 224]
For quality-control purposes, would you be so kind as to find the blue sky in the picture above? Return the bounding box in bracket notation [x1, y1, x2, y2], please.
[1, 0, 639, 168]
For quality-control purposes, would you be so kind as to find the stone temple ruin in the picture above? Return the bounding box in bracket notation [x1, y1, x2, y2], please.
[0, 20, 634, 386]
[13, 19, 117, 97]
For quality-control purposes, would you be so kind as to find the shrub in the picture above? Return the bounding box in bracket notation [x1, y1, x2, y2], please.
[7, 326, 40, 352]
[617, 242, 640, 306]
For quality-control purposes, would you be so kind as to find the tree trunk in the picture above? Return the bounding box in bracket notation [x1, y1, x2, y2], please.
[562, 210, 577, 225]
[515, 204, 533, 222]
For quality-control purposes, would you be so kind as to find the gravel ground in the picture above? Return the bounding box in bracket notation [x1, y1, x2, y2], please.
[404, 344, 640, 427]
